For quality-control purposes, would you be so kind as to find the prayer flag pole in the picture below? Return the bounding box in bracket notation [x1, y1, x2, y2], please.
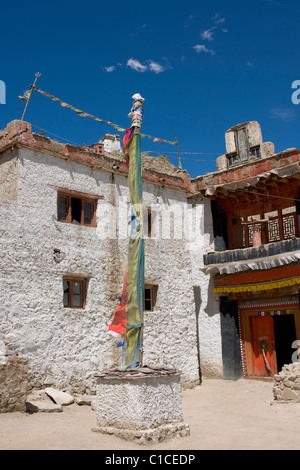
[174, 133, 182, 169]
[120, 93, 145, 369]
[107, 93, 145, 369]
[20, 72, 41, 121]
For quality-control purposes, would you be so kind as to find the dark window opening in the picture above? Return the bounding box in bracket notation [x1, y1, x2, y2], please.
[143, 207, 152, 238]
[144, 285, 157, 311]
[57, 191, 97, 227]
[63, 278, 86, 308]
[71, 197, 81, 224]
[211, 200, 228, 251]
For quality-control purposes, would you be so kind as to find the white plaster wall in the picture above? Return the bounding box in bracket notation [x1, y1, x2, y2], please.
[0, 147, 201, 392]
[141, 185, 200, 388]
[188, 197, 224, 379]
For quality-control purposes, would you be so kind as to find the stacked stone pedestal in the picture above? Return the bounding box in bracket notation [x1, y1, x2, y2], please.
[273, 362, 300, 403]
[92, 366, 190, 445]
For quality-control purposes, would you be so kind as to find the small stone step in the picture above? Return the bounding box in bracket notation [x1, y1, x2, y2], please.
[26, 399, 62, 413]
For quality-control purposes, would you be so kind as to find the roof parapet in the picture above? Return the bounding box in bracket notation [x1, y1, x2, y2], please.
[0, 120, 192, 193]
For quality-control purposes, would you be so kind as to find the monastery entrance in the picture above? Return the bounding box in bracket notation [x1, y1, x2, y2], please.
[215, 270, 300, 379]
[239, 296, 300, 378]
[274, 314, 297, 373]
[250, 315, 277, 377]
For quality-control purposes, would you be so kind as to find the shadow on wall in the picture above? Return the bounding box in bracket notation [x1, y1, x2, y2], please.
[205, 277, 220, 318]
[193, 285, 202, 384]
[220, 297, 243, 380]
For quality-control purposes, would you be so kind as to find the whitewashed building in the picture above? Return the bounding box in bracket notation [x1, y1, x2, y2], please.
[0, 120, 217, 393]
[5, 119, 297, 392]
[8, 116, 297, 395]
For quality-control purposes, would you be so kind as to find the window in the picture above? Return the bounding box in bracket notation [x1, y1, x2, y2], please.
[249, 146, 261, 160]
[63, 278, 86, 308]
[144, 285, 157, 311]
[57, 191, 97, 226]
[227, 153, 240, 167]
[231, 206, 299, 249]
[143, 207, 152, 238]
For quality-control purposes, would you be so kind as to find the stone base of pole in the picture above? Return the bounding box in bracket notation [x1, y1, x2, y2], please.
[92, 366, 190, 445]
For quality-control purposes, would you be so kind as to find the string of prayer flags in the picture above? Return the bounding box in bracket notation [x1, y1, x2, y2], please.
[32, 86, 126, 132]
[258, 310, 289, 316]
[140, 134, 175, 145]
[32, 86, 176, 145]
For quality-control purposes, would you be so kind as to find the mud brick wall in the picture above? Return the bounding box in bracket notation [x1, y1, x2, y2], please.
[0, 354, 28, 412]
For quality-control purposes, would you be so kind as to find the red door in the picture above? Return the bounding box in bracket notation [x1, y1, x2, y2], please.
[250, 316, 277, 377]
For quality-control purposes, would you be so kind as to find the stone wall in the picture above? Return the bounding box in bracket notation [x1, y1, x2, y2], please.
[0, 354, 28, 412]
[273, 362, 300, 402]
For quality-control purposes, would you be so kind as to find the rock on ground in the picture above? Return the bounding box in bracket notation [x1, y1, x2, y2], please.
[45, 388, 74, 406]
[74, 394, 94, 406]
[26, 390, 62, 413]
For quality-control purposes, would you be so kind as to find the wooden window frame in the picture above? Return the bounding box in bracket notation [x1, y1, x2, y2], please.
[229, 207, 299, 250]
[57, 189, 100, 227]
[63, 277, 86, 309]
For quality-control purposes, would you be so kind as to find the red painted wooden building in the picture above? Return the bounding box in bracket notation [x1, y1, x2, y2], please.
[197, 121, 300, 379]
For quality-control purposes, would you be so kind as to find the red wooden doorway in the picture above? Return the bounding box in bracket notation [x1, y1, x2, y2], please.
[238, 296, 300, 378]
[250, 316, 277, 377]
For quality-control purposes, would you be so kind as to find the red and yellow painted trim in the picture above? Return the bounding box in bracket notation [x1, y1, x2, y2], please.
[213, 266, 300, 293]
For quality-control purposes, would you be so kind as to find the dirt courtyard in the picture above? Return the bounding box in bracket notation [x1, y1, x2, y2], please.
[1, 378, 300, 450]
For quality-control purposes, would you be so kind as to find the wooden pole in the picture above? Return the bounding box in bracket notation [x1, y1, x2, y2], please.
[134, 98, 144, 368]
[174, 133, 182, 169]
[21, 72, 41, 121]
[128, 93, 145, 368]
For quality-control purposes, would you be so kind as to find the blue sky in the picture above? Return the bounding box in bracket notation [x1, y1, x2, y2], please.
[1, 0, 300, 178]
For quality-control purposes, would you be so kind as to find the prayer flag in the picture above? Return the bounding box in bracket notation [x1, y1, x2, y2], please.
[107, 267, 128, 339]
[32, 86, 176, 145]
